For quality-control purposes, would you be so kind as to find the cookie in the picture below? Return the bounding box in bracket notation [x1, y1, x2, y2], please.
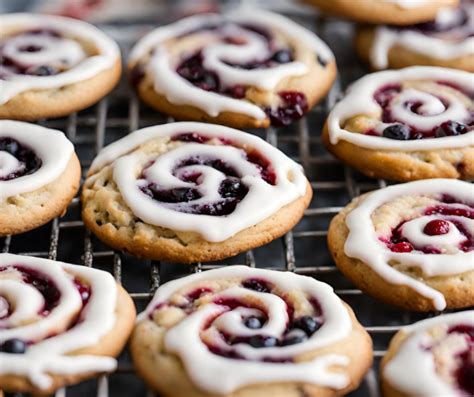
[0, 13, 121, 120]
[0, 120, 81, 236]
[303, 0, 459, 25]
[82, 122, 312, 263]
[323, 66, 474, 181]
[0, 253, 136, 394]
[131, 265, 373, 397]
[128, 9, 336, 129]
[381, 311, 473, 397]
[328, 179, 474, 312]
[356, 1, 474, 71]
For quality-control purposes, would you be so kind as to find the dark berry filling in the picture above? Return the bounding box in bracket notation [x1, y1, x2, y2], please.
[423, 219, 450, 236]
[242, 278, 272, 293]
[435, 121, 469, 137]
[0, 338, 27, 354]
[449, 325, 474, 395]
[187, 287, 212, 302]
[0, 137, 42, 181]
[292, 315, 321, 336]
[404, 7, 469, 35]
[265, 91, 309, 127]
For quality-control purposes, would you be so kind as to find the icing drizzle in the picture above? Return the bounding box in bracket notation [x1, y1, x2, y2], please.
[0, 253, 118, 390]
[88, 122, 308, 242]
[344, 179, 474, 310]
[0, 121, 74, 201]
[138, 265, 353, 394]
[0, 13, 120, 105]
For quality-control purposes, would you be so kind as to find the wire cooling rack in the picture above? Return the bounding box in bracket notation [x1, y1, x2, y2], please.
[1, 3, 465, 397]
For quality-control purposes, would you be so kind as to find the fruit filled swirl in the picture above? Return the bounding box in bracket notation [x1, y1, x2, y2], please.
[327, 66, 473, 150]
[87, 122, 308, 242]
[128, 9, 334, 126]
[0, 121, 74, 200]
[344, 179, 474, 311]
[0, 13, 120, 105]
[383, 311, 474, 397]
[0, 253, 118, 390]
[137, 266, 354, 394]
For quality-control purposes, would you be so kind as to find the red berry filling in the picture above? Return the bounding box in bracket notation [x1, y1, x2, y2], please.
[0, 137, 42, 181]
[449, 325, 474, 395]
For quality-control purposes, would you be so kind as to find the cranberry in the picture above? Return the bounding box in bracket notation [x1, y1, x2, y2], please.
[248, 335, 277, 348]
[0, 338, 27, 354]
[244, 316, 264, 329]
[382, 124, 411, 140]
[435, 121, 468, 137]
[0, 137, 42, 181]
[391, 242, 414, 253]
[423, 219, 450, 236]
[242, 279, 271, 293]
[292, 316, 321, 336]
[187, 287, 212, 302]
[449, 325, 474, 340]
[455, 350, 474, 395]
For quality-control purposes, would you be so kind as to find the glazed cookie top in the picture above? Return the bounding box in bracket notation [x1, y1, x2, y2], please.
[0, 13, 120, 106]
[384, 311, 474, 397]
[327, 66, 473, 151]
[371, 1, 474, 69]
[128, 9, 334, 126]
[138, 266, 354, 394]
[344, 179, 474, 311]
[0, 253, 119, 390]
[88, 122, 308, 242]
[0, 120, 74, 201]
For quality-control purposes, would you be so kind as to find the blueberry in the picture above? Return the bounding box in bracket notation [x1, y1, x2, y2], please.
[19, 45, 42, 53]
[435, 121, 468, 137]
[271, 49, 292, 64]
[248, 335, 278, 348]
[244, 316, 263, 329]
[219, 178, 247, 198]
[382, 124, 411, 140]
[1, 338, 27, 354]
[28, 65, 57, 76]
[292, 316, 321, 336]
[281, 330, 307, 346]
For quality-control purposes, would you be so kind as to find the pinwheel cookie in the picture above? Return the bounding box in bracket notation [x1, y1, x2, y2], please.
[0, 13, 121, 120]
[381, 311, 473, 397]
[0, 121, 80, 236]
[0, 253, 136, 394]
[131, 266, 373, 397]
[323, 66, 473, 181]
[356, 0, 474, 71]
[82, 122, 312, 263]
[303, 0, 458, 25]
[128, 9, 336, 128]
[328, 179, 474, 312]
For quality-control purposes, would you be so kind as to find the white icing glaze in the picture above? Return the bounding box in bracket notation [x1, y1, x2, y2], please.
[384, 0, 439, 8]
[370, 3, 474, 69]
[138, 265, 353, 394]
[327, 66, 474, 151]
[384, 310, 474, 396]
[89, 122, 308, 242]
[0, 13, 120, 105]
[0, 253, 118, 389]
[0, 120, 74, 200]
[344, 179, 474, 311]
[129, 8, 334, 119]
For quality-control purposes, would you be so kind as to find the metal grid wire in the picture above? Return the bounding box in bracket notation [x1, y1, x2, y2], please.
[1, 6, 462, 397]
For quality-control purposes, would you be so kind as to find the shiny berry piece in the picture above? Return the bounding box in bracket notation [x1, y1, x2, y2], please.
[1, 338, 27, 354]
[382, 124, 411, 140]
[282, 330, 307, 346]
[28, 65, 57, 76]
[271, 49, 292, 64]
[435, 121, 468, 137]
[244, 316, 263, 329]
[248, 335, 278, 348]
[292, 316, 321, 336]
[423, 219, 450, 236]
[391, 242, 414, 253]
[219, 178, 247, 198]
[242, 279, 271, 293]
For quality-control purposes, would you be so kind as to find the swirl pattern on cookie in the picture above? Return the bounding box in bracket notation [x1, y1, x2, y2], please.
[371, 1, 474, 69]
[129, 9, 334, 126]
[88, 122, 308, 242]
[328, 66, 473, 151]
[0, 253, 118, 389]
[344, 179, 474, 311]
[0, 13, 120, 105]
[383, 311, 474, 397]
[0, 121, 74, 200]
[137, 266, 354, 394]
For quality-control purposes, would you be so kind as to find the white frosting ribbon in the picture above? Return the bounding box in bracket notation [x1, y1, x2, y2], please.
[0, 13, 120, 105]
[384, 310, 474, 396]
[0, 253, 118, 390]
[0, 120, 74, 201]
[129, 8, 334, 119]
[344, 179, 474, 311]
[138, 266, 354, 394]
[328, 66, 474, 151]
[89, 122, 308, 242]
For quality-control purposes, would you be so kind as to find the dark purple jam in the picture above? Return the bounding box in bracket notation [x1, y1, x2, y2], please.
[242, 278, 272, 293]
[265, 91, 309, 127]
[0, 137, 42, 181]
[449, 325, 474, 395]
